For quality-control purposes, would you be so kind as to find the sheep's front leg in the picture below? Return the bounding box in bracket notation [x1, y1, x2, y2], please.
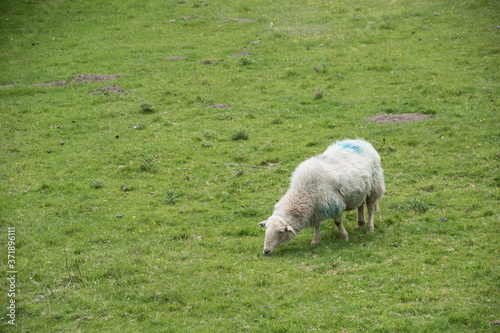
[356, 202, 366, 229]
[311, 225, 321, 246]
[334, 215, 349, 241]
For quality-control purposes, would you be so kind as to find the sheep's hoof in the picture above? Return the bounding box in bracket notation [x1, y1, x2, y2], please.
[366, 227, 374, 234]
[356, 221, 366, 229]
[311, 238, 321, 246]
[341, 233, 349, 241]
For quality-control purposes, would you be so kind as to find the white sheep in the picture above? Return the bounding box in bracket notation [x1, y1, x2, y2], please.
[258, 139, 385, 254]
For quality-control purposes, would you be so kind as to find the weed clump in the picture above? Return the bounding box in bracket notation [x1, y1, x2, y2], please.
[314, 63, 328, 73]
[315, 87, 323, 99]
[306, 141, 319, 147]
[390, 197, 430, 213]
[381, 14, 392, 29]
[140, 155, 159, 171]
[134, 123, 146, 130]
[37, 184, 52, 193]
[233, 152, 247, 162]
[284, 67, 298, 77]
[90, 180, 104, 189]
[165, 189, 181, 205]
[231, 127, 249, 141]
[201, 141, 213, 148]
[140, 103, 155, 112]
[271, 117, 283, 125]
[218, 113, 233, 120]
[204, 130, 218, 140]
[238, 57, 252, 66]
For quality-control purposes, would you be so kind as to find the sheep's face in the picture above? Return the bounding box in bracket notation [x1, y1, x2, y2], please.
[258, 216, 296, 255]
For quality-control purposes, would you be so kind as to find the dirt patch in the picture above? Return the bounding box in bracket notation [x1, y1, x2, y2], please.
[183, 15, 198, 20]
[200, 60, 214, 65]
[165, 56, 186, 60]
[30, 74, 121, 87]
[73, 74, 122, 84]
[366, 113, 433, 124]
[208, 104, 232, 109]
[90, 85, 126, 95]
[0, 84, 14, 88]
[231, 51, 250, 58]
[233, 18, 255, 23]
[32, 81, 69, 87]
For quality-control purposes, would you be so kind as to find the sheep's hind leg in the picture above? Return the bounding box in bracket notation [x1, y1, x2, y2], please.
[311, 225, 321, 246]
[366, 200, 378, 233]
[334, 215, 349, 241]
[356, 202, 366, 229]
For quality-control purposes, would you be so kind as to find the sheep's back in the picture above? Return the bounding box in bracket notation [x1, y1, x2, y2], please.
[323, 139, 381, 167]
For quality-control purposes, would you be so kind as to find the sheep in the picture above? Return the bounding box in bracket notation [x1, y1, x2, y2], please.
[258, 139, 385, 254]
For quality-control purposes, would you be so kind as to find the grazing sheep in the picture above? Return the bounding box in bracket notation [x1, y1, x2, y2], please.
[258, 139, 385, 254]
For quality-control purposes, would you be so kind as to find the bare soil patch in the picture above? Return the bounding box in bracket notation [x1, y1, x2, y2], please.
[165, 56, 186, 60]
[0, 83, 14, 88]
[90, 84, 126, 95]
[31, 74, 121, 87]
[231, 51, 250, 58]
[32, 81, 69, 87]
[74, 74, 122, 84]
[208, 104, 231, 109]
[366, 113, 433, 124]
[233, 18, 255, 23]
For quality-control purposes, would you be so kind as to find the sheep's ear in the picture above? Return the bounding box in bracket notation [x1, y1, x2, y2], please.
[286, 225, 296, 235]
[258, 221, 267, 227]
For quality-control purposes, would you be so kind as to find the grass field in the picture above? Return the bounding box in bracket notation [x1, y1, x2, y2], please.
[1, 0, 499, 331]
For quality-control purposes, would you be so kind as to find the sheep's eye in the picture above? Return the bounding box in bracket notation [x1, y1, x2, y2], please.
[278, 230, 285, 235]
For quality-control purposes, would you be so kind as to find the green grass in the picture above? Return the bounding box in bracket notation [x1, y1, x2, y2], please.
[1, 0, 499, 331]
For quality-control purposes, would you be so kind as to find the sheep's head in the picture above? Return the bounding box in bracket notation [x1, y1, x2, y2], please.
[258, 216, 296, 255]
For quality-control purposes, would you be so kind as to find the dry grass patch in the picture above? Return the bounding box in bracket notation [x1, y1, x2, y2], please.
[366, 113, 433, 124]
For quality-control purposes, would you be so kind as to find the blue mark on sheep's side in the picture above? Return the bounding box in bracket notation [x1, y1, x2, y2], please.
[321, 204, 341, 219]
[337, 140, 363, 154]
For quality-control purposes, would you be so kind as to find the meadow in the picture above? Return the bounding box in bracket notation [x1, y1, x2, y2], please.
[0, 0, 499, 331]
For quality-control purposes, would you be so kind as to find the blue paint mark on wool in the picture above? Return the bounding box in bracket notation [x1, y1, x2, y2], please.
[337, 140, 363, 154]
[321, 203, 342, 219]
